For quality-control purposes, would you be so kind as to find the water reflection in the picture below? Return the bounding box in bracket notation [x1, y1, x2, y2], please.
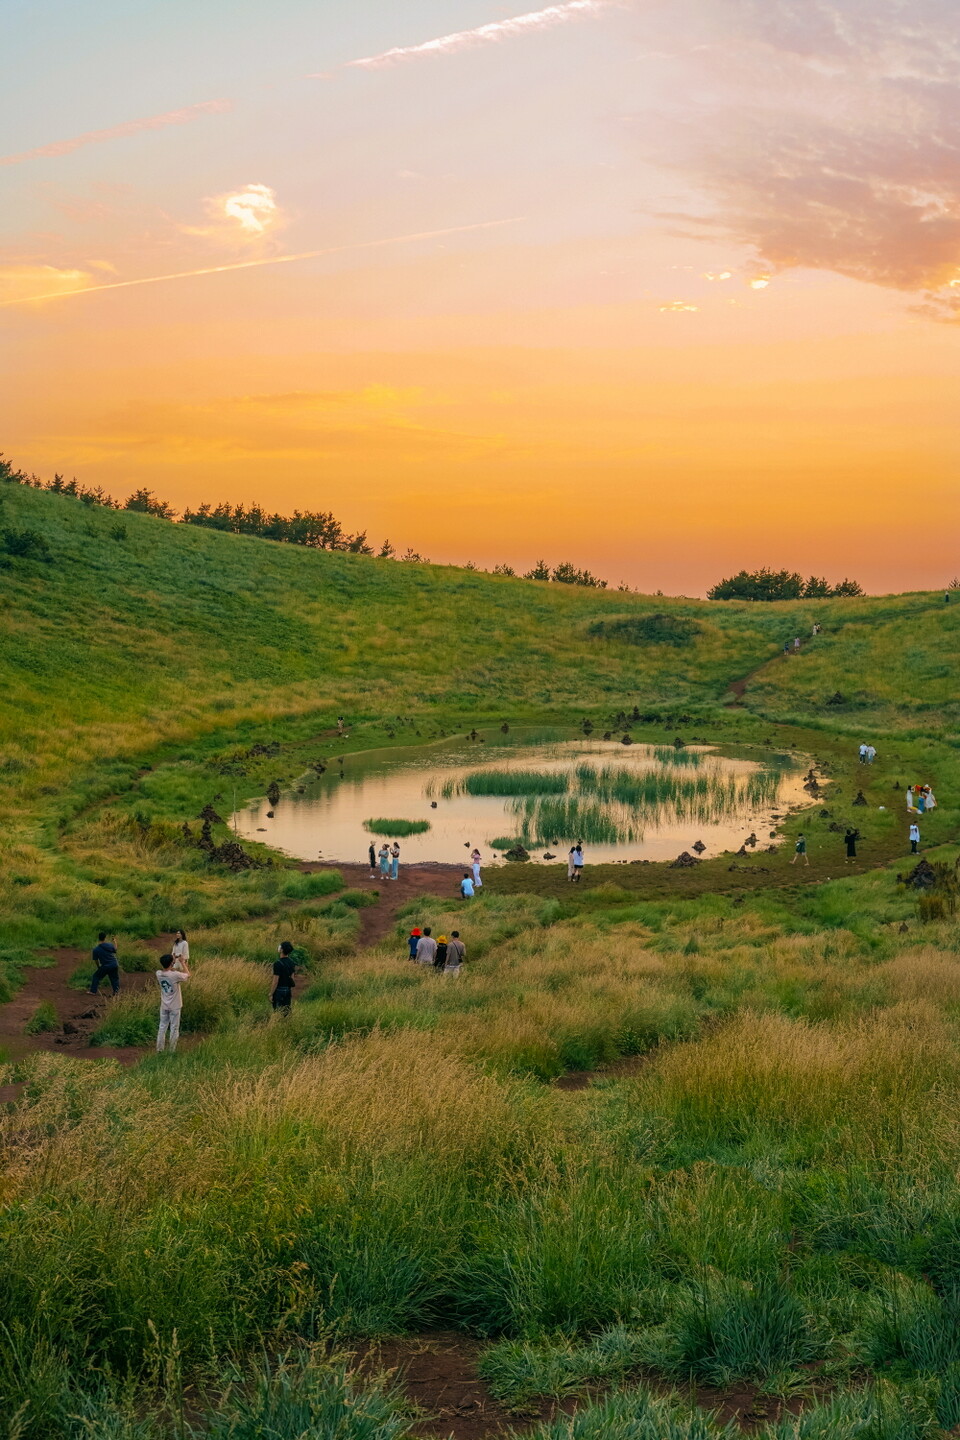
[232, 731, 813, 866]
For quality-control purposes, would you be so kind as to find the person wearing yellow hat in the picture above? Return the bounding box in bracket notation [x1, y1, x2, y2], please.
[434, 935, 448, 971]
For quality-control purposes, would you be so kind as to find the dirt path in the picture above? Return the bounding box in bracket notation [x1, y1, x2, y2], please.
[299, 861, 466, 948]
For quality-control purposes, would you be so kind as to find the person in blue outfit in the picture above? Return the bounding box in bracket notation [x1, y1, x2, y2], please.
[89, 932, 120, 995]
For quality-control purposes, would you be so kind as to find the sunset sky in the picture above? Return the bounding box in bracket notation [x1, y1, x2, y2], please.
[3, 0, 959, 594]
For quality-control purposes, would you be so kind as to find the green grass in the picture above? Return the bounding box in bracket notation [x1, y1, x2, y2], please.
[23, 1000, 58, 1034]
[3, 481, 960, 1431]
[362, 818, 431, 837]
[463, 769, 569, 796]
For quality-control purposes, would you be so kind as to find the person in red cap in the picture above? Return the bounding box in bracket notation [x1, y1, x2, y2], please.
[407, 928, 422, 961]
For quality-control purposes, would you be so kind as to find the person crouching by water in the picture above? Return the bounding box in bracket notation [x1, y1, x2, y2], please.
[433, 935, 448, 971]
[460, 873, 475, 899]
[272, 940, 298, 1013]
[156, 952, 190, 1053]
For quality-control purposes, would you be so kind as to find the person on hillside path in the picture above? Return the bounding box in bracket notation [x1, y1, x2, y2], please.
[415, 928, 437, 965]
[571, 842, 584, 883]
[794, 636, 801, 652]
[791, 834, 809, 866]
[408, 927, 422, 960]
[844, 828, 859, 863]
[368, 842, 377, 879]
[433, 936, 448, 971]
[460, 873, 475, 898]
[378, 844, 390, 878]
[156, 952, 189, 1052]
[390, 842, 400, 880]
[471, 849, 483, 888]
[909, 822, 921, 854]
[866, 745, 876, 764]
[445, 932, 465, 976]
[272, 940, 298, 1013]
[859, 744, 868, 764]
[171, 929, 189, 967]
[784, 641, 791, 655]
[89, 932, 120, 996]
[337, 716, 345, 736]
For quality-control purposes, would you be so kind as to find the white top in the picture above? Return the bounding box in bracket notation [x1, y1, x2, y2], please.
[172, 939, 189, 962]
[156, 969, 189, 1010]
[909, 824, 920, 840]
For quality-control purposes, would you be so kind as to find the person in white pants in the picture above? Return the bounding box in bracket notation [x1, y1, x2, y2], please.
[470, 849, 483, 888]
[156, 952, 190, 1052]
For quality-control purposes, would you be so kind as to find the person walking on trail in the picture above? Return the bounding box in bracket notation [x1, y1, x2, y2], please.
[407, 927, 422, 960]
[272, 940, 298, 1013]
[791, 834, 809, 866]
[866, 745, 876, 764]
[844, 828, 859, 863]
[415, 928, 437, 965]
[909, 822, 921, 854]
[470, 848, 483, 888]
[859, 743, 868, 764]
[460, 873, 475, 898]
[378, 843, 390, 878]
[89, 932, 120, 996]
[337, 716, 345, 736]
[390, 842, 400, 880]
[171, 929, 189, 967]
[433, 935, 448, 971]
[445, 931, 465, 976]
[793, 636, 801, 652]
[156, 952, 189, 1052]
[570, 842, 584, 883]
[368, 841, 377, 879]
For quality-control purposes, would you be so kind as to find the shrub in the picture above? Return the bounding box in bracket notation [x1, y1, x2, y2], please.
[280, 870, 343, 900]
[205, 1355, 408, 1440]
[588, 615, 701, 647]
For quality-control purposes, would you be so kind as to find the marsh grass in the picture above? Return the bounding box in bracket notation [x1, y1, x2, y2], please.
[363, 819, 431, 837]
[463, 770, 569, 796]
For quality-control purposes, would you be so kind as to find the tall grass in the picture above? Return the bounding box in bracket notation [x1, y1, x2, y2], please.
[462, 769, 569, 796]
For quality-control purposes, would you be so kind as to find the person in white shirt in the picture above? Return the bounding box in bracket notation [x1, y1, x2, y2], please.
[859, 744, 868, 764]
[171, 929, 189, 966]
[156, 952, 190, 1053]
[909, 823, 920, 854]
[571, 842, 584, 882]
[415, 928, 438, 965]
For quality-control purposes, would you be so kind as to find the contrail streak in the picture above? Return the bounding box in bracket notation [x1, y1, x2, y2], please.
[0, 99, 232, 169]
[330, 0, 610, 71]
[0, 219, 522, 307]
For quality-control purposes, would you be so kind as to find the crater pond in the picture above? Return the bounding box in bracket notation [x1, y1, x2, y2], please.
[231, 730, 818, 866]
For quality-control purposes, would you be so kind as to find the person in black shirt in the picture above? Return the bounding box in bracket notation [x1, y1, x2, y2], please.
[272, 940, 298, 1012]
[89, 932, 120, 995]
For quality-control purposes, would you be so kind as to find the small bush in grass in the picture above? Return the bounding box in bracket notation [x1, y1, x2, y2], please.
[588, 614, 701, 648]
[205, 1354, 409, 1440]
[91, 997, 156, 1047]
[24, 1000, 58, 1034]
[652, 1276, 822, 1385]
[362, 818, 430, 837]
[280, 870, 343, 900]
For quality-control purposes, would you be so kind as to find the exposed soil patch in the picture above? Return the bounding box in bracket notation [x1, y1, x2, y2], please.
[360, 1333, 816, 1439]
[298, 862, 464, 948]
[0, 946, 155, 1065]
[552, 1055, 650, 1090]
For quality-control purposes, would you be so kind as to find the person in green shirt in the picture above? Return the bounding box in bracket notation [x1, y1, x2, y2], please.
[791, 834, 809, 866]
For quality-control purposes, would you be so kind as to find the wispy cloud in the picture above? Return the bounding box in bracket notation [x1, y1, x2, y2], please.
[0, 218, 522, 307]
[633, 0, 960, 315]
[326, 1, 612, 72]
[221, 183, 278, 236]
[0, 264, 93, 303]
[0, 99, 232, 169]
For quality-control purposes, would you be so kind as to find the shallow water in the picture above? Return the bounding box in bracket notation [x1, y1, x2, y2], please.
[232, 731, 816, 866]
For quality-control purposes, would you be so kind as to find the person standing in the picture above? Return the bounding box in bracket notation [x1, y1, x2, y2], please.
[859, 744, 868, 764]
[567, 847, 577, 881]
[272, 940, 298, 1012]
[470, 848, 483, 888]
[844, 828, 858, 863]
[171, 929, 189, 968]
[866, 745, 876, 764]
[390, 842, 400, 880]
[156, 952, 190, 1052]
[460, 873, 475, 898]
[89, 932, 120, 996]
[378, 843, 390, 878]
[415, 928, 437, 965]
[433, 935, 448, 971]
[407, 927, 422, 960]
[909, 822, 920, 854]
[445, 931, 465, 976]
[571, 842, 584, 883]
[791, 834, 809, 866]
[793, 636, 801, 652]
[368, 841, 377, 879]
[337, 716, 345, 736]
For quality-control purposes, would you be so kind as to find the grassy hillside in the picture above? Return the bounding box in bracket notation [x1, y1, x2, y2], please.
[3, 481, 960, 1439]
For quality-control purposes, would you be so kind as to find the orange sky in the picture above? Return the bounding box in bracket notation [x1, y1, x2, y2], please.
[2, 0, 959, 593]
